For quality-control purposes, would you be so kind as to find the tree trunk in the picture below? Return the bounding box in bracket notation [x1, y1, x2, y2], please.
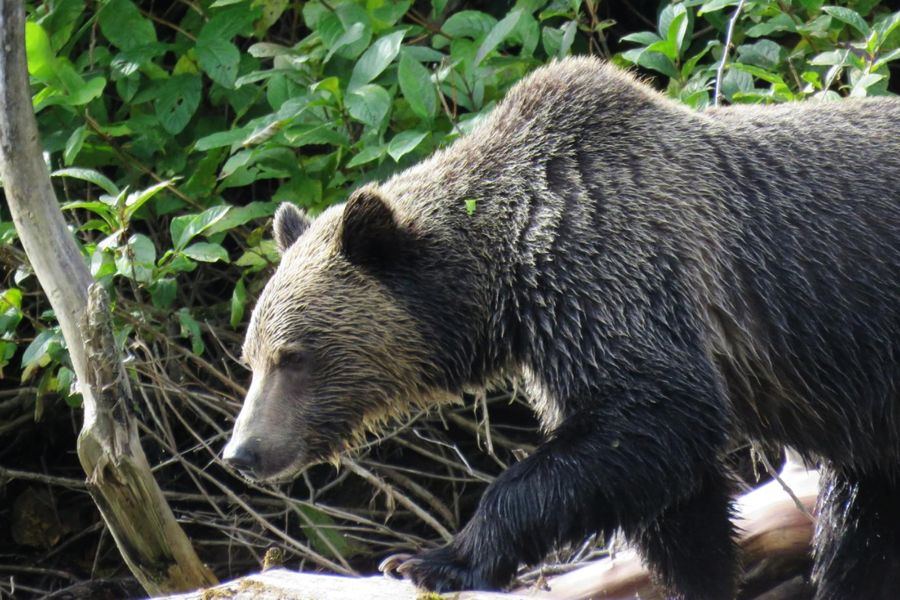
[0, 2, 216, 595]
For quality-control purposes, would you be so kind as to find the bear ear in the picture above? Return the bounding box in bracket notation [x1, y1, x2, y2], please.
[340, 189, 406, 267]
[273, 203, 310, 253]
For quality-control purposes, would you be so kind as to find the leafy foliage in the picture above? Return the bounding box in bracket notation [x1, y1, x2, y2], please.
[618, 0, 900, 106]
[5, 0, 897, 403]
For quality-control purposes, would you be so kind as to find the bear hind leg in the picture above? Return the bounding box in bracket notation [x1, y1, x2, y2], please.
[812, 466, 900, 600]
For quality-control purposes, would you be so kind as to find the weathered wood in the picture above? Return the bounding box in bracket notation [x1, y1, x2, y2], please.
[0, 2, 216, 595]
[167, 569, 524, 600]
[167, 465, 819, 600]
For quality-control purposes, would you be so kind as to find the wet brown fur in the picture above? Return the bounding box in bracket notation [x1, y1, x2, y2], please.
[229, 57, 900, 599]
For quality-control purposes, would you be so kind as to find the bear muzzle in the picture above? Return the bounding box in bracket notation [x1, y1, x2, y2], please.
[223, 368, 312, 482]
[222, 436, 263, 477]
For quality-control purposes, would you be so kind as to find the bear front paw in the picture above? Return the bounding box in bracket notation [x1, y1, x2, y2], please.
[380, 544, 513, 593]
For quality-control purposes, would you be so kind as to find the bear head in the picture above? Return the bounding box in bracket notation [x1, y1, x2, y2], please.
[222, 190, 464, 482]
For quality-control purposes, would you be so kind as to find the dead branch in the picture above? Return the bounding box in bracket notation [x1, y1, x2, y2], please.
[161, 463, 819, 600]
[0, 2, 215, 594]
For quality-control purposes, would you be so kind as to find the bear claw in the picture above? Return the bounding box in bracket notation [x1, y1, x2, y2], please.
[378, 553, 414, 579]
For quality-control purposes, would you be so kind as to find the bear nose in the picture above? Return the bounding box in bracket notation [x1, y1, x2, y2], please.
[223, 440, 260, 475]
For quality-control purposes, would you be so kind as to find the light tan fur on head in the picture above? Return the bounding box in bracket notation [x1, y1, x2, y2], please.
[228, 199, 458, 481]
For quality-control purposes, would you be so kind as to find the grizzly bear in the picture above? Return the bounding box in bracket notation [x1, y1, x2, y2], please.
[223, 57, 900, 599]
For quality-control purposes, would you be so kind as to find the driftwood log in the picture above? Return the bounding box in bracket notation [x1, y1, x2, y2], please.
[0, 2, 215, 594]
[166, 462, 819, 600]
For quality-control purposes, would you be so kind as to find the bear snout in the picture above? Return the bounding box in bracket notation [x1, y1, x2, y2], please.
[222, 437, 262, 477]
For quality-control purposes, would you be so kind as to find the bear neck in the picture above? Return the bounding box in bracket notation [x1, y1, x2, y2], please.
[378, 75, 723, 406]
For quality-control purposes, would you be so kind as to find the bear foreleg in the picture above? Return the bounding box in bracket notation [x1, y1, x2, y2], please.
[394, 380, 737, 597]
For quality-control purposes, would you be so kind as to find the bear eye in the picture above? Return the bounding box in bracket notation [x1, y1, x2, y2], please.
[276, 348, 308, 369]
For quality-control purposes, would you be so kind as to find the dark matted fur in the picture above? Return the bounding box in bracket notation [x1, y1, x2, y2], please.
[224, 57, 900, 599]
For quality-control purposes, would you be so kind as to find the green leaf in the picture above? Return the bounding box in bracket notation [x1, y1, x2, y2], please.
[21, 330, 61, 382]
[0, 287, 23, 311]
[203, 6, 258, 40]
[475, 9, 523, 66]
[346, 84, 392, 127]
[823, 6, 870, 36]
[197, 37, 241, 89]
[52, 168, 120, 196]
[348, 30, 406, 92]
[745, 14, 797, 37]
[284, 124, 349, 148]
[729, 63, 787, 85]
[441, 10, 496, 40]
[371, 0, 412, 31]
[318, 5, 372, 59]
[25, 21, 57, 82]
[61, 201, 116, 229]
[0, 341, 16, 372]
[124, 179, 179, 220]
[664, 5, 689, 58]
[325, 22, 366, 63]
[681, 40, 714, 79]
[873, 47, 900, 70]
[850, 72, 885, 97]
[809, 49, 850, 66]
[110, 43, 169, 78]
[871, 12, 900, 53]
[235, 247, 271, 270]
[99, 0, 157, 50]
[155, 75, 202, 135]
[720, 68, 753, 100]
[248, 42, 291, 58]
[297, 504, 360, 560]
[63, 125, 88, 166]
[177, 309, 206, 355]
[90, 247, 115, 278]
[116, 234, 156, 282]
[465, 199, 477, 215]
[170, 205, 231, 250]
[621, 31, 663, 46]
[645, 39, 678, 62]
[206, 201, 277, 235]
[150, 278, 177, 309]
[736, 39, 783, 70]
[230, 278, 247, 328]
[167, 254, 198, 274]
[511, 12, 540, 57]
[254, 0, 289, 36]
[621, 49, 679, 79]
[558, 20, 578, 58]
[43, 0, 86, 50]
[698, 0, 740, 15]
[183, 242, 230, 263]
[195, 128, 251, 151]
[432, 0, 449, 17]
[59, 76, 107, 107]
[0, 288, 23, 333]
[388, 130, 428, 162]
[346, 144, 386, 168]
[398, 52, 437, 120]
